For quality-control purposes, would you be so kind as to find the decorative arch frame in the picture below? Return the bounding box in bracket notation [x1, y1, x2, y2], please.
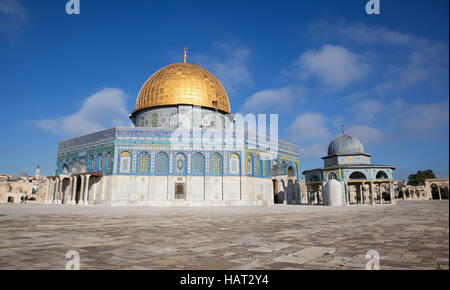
[228, 153, 241, 176]
[137, 151, 151, 174]
[210, 153, 223, 176]
[155, 151, 169, 176]
[349, 171, 367, 180]
[174, 152, 187, 176]
[192, 152, 206, 176]
[376, 170, 389, 180]
[118, 151, 132, 174]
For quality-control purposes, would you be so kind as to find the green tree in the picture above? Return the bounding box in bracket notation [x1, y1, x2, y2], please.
[407, 170, 436, 186]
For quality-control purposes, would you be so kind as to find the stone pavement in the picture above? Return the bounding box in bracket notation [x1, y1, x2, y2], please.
[0, 200, 448, 270]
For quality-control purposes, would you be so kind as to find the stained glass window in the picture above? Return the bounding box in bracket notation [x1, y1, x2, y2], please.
[247, 154, 253, 176]
[89, 155, 95, 171]
[156, 152, 169, 175]
[265, 160, 270, 177]
[119, 152, 131, 173]
[98, 154, 104, 171]
[229, 154, 240, 175]
[211, 153, 223, 175]
[192, 153, 205, 175]
[138, 152, 150, 173]
[106, 153, 113, 174]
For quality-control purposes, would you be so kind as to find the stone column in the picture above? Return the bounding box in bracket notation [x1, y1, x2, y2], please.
[307, 184, 311, 205]
[369, 182, 374, 205]
[361, 183, 365, 205]
[58, 178, 63, 204]
[72, 176, 78, 204]
[79, 176, 85, 205]
[53, 179, 58, 203]
[438, 186, 442, 200]
[390, 181, 396, 205]
[84, 175, 91, 204]
[45, 180, 50, 204]
[344, 182, 349, 206]
[379, 183, 383, 204]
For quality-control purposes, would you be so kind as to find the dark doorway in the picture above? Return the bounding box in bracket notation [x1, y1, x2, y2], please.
[75, 177, 82, 204]
[175, 183, 186, 200]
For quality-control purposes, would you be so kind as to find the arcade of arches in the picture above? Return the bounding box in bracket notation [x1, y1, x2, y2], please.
[400, 178, 449, 201]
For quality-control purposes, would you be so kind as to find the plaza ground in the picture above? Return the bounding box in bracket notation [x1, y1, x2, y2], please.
[0, 200, 448, 270]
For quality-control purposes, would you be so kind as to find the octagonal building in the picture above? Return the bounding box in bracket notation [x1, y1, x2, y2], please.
[47, 57, 301, 206]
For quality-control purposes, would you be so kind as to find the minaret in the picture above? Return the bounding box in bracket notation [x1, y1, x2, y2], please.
[35, 164, 40, 179]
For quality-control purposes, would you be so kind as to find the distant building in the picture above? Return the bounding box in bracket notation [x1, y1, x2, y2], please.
[303, 131, 396, 206]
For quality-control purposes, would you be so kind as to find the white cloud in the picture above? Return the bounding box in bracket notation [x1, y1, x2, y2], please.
[241, 86, 302, 113]
[345, 125, 386, 147]
[285, 113, 331, 143]
[353, 100, 385, 121]
[297, 45, 369, 89]
[0, 0, 26, 20]
[193, 43, 252, 93]
[315, 22, 449, 93]
[392, 100, 449, 137]
[35, 88, 130, 137]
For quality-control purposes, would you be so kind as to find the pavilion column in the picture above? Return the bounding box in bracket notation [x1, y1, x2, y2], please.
[72, 176, 78, 204]
[84, 175, 91, 204]
[390, 181, 396, 204]
[80, 176, 85, 205]
[369, 182, 374, 205]
[58, 178, 63, 204]
[344, 182, 349, 206]
[320, 184, 324, 205]
[379, 183, 383, 204]
[438, 186, 442, 200]
[361, 183, 365, 205]
[45, 180, 50, 204]
[307, 184, 311, 205]
[52, 179, 58, 203]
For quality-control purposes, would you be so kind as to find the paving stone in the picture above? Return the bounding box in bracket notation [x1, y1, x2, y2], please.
[0, 200, 448, 270]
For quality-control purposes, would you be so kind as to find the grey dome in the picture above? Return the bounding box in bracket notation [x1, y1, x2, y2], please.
[327, 134, 365, 156]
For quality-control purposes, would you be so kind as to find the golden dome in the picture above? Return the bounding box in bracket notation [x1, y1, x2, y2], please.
[134, 62, 231, 115]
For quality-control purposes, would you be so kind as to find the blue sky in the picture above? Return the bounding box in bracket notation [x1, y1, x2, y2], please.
[0, 0, 448, 179]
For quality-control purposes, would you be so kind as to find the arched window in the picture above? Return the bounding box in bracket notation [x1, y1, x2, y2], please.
[229, 154, 240, 175]
[88, 155, 95, 171]
[288, 166, 294, 177]
[119, 152, 131, 173]
[192, 153, 205, 175]
[247, 154, 253, 176]
[62, 164, 69, 174]
[264, 160, 270, 177]
[98, 154, 104, 171]
[71, 158, 77, 173]
[106, 153, 113, 174]
[376, 171, 388, 179]
[211, 153, 223, 175]
[328, 172, 338, 180]
[138, 152, 150, 174]
[349, 171, 366, 180]
[175, 153, 187, 175]
[156, 152, 169, 175]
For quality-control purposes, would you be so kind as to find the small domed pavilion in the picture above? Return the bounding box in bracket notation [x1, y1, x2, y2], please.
[303, 131, 396, 206]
